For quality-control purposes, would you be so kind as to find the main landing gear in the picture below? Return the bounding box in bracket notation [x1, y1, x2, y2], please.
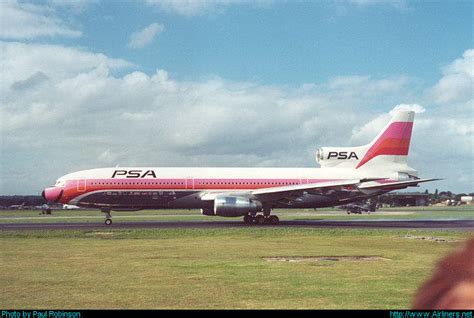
[243, 214, 280, 225]
[101, 208, 112, 225]
[243, 212, 280, 225]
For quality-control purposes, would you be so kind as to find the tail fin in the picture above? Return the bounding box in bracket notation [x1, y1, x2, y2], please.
[356, 111, 414, 169]
[316, 111, 415, 172]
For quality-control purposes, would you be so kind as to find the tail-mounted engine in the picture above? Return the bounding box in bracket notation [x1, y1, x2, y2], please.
[316, 147, 363, 168]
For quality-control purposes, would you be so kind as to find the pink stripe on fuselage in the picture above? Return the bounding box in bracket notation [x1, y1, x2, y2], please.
[59, 178, 340, 204]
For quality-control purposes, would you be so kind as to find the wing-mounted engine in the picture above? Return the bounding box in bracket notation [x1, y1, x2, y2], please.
[201, 195, 262, 217]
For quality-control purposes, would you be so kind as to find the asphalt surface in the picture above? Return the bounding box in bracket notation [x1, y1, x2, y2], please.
[1, 219, 473, 230]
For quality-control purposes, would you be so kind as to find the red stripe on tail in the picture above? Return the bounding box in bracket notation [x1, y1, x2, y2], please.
[356, 121, 413, 169]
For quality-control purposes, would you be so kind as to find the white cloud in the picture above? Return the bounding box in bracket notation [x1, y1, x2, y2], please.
[0, 41, 132, 89]
[351, 113, 390, 145]
[48, 0, 98, 12]
[98, 150, 119, 164]
[430, 49, 474, 104]
[389, 104, 425, 116]
[348, 0, 410, 10]
[0, 42, 472, 194]
[352, 103, 425, 144]
[0, 0, 81, 39]
[128, 23, 164, 49]
[144, 0, 271, 16]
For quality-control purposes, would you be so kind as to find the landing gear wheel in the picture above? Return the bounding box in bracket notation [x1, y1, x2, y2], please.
[255, 215, 265, 225]
[101, 208, 112, 225]
[243, 215, 254, 224]
[263, 206, 271, 217]
[268, 215, 280, 225]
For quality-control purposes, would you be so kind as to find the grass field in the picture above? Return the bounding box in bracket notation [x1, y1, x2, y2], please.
[1, 216, 472, 309]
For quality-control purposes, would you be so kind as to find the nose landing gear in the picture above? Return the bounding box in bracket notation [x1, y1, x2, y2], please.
[101, 208, 112, 225]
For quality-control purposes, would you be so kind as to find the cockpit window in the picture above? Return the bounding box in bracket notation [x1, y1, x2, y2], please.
[55, 179, 66, 187]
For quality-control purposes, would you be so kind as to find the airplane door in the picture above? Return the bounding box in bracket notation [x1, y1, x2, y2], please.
[185, 178, 194, 190]
[77, 180, 86, 192]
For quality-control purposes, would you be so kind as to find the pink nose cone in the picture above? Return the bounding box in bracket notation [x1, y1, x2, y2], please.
[42, 187, 63, 202]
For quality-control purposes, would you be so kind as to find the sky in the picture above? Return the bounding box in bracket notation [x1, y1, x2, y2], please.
[0, 0, 473, 195]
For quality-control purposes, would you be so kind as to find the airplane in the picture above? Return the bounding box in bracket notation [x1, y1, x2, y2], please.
[337, 201, 377, 214]
[42, 110, 439, 225]
[62, 204, 80, 209]
[9, 202, 25, 210]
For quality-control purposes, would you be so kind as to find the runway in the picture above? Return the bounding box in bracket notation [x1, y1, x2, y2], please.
[1, 219, 473, 231]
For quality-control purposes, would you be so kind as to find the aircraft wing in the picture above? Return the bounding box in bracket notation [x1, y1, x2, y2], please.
[251, 179, 361, 202]
[200, 178, 440, 204]
[358, 178, 441, 192]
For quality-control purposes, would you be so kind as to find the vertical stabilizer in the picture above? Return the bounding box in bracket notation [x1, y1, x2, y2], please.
[356, 111, 414, 169]
[316, 111, 415, 173]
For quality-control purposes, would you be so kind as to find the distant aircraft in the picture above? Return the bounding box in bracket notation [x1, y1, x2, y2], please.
[9, 202, 25, 210]
[43, 111, 439, 225]
[338, 201, 377, 214]
[62, 204, 80, 209]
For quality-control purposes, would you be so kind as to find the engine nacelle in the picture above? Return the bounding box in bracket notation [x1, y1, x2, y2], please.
[212, 196, 262, 217]
[315, 148, 324, 164]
